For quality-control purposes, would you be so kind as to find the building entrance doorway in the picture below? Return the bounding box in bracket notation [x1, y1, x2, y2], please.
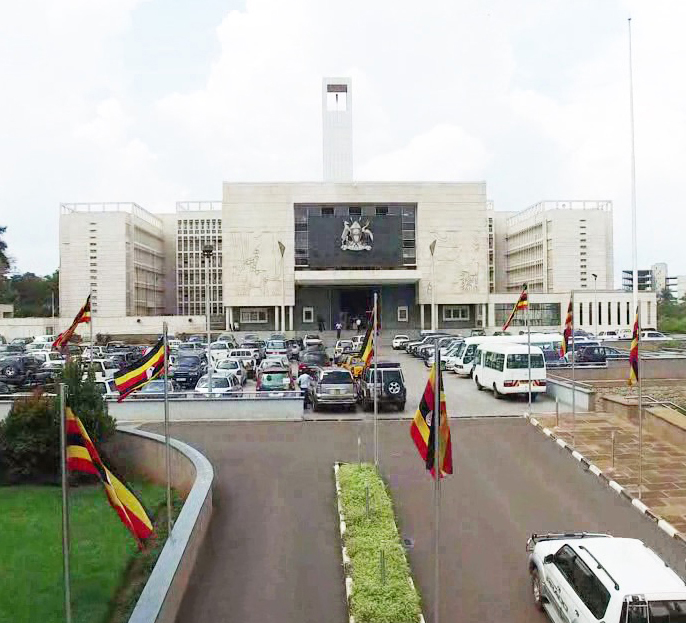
[337, 287, 374, 331]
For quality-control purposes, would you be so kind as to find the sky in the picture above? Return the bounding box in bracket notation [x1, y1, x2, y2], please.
[1, 0, 684, 286]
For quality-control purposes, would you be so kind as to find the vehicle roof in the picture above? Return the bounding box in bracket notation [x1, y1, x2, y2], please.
[261, 367, 289, 373]
[465, 333, 562, 345]
[479, 343, 545, 355]
[367, 360, 402, 368]
[321, 367, 352, 374]
[568, 537, 686, 596]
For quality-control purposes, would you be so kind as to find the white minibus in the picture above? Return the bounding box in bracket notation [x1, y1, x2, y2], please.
[472, 343, 547, 400]
[451, 333, 562, 376]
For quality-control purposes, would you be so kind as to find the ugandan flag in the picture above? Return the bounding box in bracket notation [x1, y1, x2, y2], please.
[360, 323, 374, 367]
[560, 298, 573, 357]
[502, 284, 528, 331]
[66, 407, 153, 546]
[629, 308, 640, 386]
[410, 364, 453, 479]
[114, 337, 166, 401]
[53, 294, 91, 354]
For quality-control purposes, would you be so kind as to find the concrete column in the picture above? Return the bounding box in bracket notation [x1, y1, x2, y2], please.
[488, 302, 496, 330]
[228, 306, 234, 331]
[289, 305, 294, 332]
[274, 306, 279, 331]
[420, 304, 425, 330]
[482, 303, 487, 328]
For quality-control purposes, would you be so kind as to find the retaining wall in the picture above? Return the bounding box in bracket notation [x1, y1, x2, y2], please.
[554, 358, 686, 381]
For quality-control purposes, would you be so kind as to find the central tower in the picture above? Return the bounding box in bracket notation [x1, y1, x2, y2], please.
[322, 77, 353, 182]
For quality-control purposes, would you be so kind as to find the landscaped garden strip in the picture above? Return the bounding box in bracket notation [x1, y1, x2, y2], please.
[336, 462, 422, 623]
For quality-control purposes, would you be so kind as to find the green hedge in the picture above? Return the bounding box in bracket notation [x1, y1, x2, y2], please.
[337, 463, 422, 623]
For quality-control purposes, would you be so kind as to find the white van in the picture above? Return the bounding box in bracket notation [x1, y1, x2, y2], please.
[452, 333, 561, 377]
[472, 343, 547, 400]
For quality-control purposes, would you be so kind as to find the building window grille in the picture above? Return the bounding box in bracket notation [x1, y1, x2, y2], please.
[607, 302, 612, 325]
[302, 306, 314, 323]
[579, 303, 584, 326]
[348, 207, 361, 217]
[443, 305, 470, 321]
[397, 306, 408, 322]
[375, 206, 388, 216]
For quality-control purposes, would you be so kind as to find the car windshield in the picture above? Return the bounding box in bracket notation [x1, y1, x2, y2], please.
[179, 356, 200, 365]
[197, 376, 229, 388]
[506, 354, 545, 369]
[142, 381, 167, 392]
[322, 371, 352, 383]
[302, 353, 324, 362]
[268, 341, 286, 349]
[218, 360, 238, 369]
[210, 343, 227, 350]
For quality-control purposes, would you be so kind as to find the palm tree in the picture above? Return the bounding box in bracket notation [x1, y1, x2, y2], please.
[0, 226, 8, 274]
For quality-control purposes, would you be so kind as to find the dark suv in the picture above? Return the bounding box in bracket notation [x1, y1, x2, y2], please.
[575, 345, 628, 364]
[0, 355, 49, 386]
[358, 362, 406, 412]
[170, 354, 207, 389]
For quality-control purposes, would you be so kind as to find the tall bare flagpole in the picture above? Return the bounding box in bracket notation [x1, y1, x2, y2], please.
[59, 383, 72, 623]
[433, 338, 441, 623]
[527, 292, 532, 413]
[163, 322, 172, 536]
[571, 290, 576, 446]
[373, 291, 379, 467]
[637, 305, 643, 499]
[629, 17, 638, 318]
[89, 285, 94, 364]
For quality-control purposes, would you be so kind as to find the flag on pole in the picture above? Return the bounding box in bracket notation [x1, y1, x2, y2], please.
[410, 363, 453, 479]
[561, 298, 573, 357]
[359, 321, 374, 367]
[629, 307, 640, 386]
[114, 337, 166, 401]
[502, 284, 528, 331]
[53, 295, 91, 354]
[66, 407, 153, 546]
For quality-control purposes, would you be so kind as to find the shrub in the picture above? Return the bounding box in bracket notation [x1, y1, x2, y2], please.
[0, 361, 115, 483]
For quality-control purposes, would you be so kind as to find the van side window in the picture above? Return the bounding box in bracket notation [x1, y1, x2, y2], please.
[569, 551, 610, 619]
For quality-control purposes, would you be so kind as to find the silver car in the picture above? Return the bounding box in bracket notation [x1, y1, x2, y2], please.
[311, 367, 356, 412]
[214, 358, 247, 385]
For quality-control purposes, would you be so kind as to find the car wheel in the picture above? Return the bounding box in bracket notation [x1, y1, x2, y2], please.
[475, 376, 483, 391]
[2, 365, 18, 377]
[531, 568, 544, 611]
[493, 383, 502, 399]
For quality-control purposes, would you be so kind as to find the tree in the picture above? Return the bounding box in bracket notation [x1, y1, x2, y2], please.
[0, 226, 8, 275]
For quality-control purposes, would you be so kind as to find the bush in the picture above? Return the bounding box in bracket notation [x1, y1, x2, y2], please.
[0, 361, 115, 483]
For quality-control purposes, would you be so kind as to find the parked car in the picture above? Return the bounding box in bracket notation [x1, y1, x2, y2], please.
[134, 379, 179, 397]
[194, 374, 242, 396]
[227, 348, 257, 377]
[241, 341, 265, 362]
[209, 341, 231, 364]
[83, 358, 119, 379]
[269, 333, 287, 341]
[575, 346, 629, 363]
[256, 367, 294, 392]
[391, 335, 410, 350]
[170, 354, 207, 389]
[617, 328, 633, 340]
[563, 340, 601, 362]
[641, 330, 670, 341]
[334, 339, 354, 359]
[95, 378, 119, 397]
[11, 337, 34, 346]
[358, 362, 406, 412]
[298, 350, 330, 373]
[0, 355, 47, 386]
[265, 339, 288, 359]
[216, 333, 237, 347]
[303, 334, 323, 348]
[597, 330, 620, 341]
[470, 328, 486, 337]
[257, 356, 290, 372]
[311, 367, 356, 412]
[526, 532, 686, 623]
[473, 344, 547, 400]
[214, 358, 248, 385]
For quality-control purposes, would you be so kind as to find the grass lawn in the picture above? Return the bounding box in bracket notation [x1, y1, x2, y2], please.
[0, 481, 172, 623]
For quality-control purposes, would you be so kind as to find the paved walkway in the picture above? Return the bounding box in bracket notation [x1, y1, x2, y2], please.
[535, 411, 686, 533]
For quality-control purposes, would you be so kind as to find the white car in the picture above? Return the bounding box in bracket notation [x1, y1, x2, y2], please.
[527, 532, 686, 623]
[334, 340, 354, 357]
[617, 328, 633, 340]
[597, 330, 619, 341]
[265, 339, 288, 358]
[227, 349, 257, 377]
[303, 334, 323, 348]
[214, 358, 247, 385]
[258, 356, 290, 372]
[95, 378, 119, 397]
[641, 330, 670, 341]
[392, 335, 410, 350]
[83, 359, 119, 380]
[209, 341, 230, 364]
[194, 374, 242, 395]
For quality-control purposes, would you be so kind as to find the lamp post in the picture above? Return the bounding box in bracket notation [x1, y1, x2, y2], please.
[202, 244, 214, 394]
[592, 273, 598, 337]
[430, 240, 437, 331]
[278, 241, 286, 333]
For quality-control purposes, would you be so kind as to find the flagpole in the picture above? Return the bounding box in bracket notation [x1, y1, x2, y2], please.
[571, 290, 576, 446]
[163, 322, 172, 536]
[59, 382, 73, 623]
[433, 337, 441, 623]
[89, 287, 93, 364]
[637, 306, 643, 499]
[373, 291, 378, 468]
[527, 297, 532, 413]
[629, 17, 638, 319]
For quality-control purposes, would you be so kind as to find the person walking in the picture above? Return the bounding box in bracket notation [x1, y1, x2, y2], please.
[297, 369, 313, 409]
[335, 321, 342, 339]
[356, 317, 361, 334]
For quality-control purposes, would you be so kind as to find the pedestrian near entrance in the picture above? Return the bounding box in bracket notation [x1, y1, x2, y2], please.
[297, 370, 313, 409]
[335, 321, 342, 339]
[356, 318, 361, 333]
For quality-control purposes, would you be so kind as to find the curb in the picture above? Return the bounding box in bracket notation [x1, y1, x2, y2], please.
[333, 463, 426, 623]
[524, 414, 686, 548]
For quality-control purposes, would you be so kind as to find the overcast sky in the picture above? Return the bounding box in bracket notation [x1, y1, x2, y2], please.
[1, 0, 684, 286]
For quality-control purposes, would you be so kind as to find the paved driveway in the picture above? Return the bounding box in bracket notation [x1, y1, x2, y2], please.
[147, 419, 685, 623]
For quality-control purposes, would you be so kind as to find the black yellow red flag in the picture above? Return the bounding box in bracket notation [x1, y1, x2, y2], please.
[410, 363, 453, 478]
[561, 298, 573, 357]
[53, 295, 91, 354]
[629, 307, 640, 386]
[114, 337, 166, 401]
[359, 323, 374, 367]
[502, 284, 528, 332]
[66, 408, 153, 546]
